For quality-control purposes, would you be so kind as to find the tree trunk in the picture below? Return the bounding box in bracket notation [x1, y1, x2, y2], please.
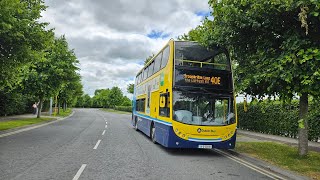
[298, 93, 308, 156]
[63, 100, 67, 111]
[54, 95, 58, 115]
[58, 100, 60, 115]
[37, 98, 43, 118]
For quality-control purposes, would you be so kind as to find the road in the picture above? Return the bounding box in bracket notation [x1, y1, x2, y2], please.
[0, 109, 277, 180]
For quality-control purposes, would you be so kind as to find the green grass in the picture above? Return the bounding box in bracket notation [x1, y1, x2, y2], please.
[54, 108, 73, 117]
[236, 142, 320, 179]
[101, 108, 131, 115]
[0, 118, 54, 131]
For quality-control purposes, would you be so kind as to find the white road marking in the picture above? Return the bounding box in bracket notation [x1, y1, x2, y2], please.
[93, 140, 101, 150]
[213, 149, 283, 180]
[105, 125, 107, 128]
[102, 130, 106, 135]
[72, 164, 87, 180]
[105, 122, 108, 124]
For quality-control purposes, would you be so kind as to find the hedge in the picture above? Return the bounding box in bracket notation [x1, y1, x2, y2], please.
[114, 106, 132, 112]
[237, 101, 320, 142]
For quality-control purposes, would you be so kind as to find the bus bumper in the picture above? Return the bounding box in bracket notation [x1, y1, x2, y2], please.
[155, 122, 236, 149]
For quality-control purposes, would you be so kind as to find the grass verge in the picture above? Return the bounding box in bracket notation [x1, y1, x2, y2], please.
[236, 142, 320, 179]
[53, 108, 73, 117]
[0, 118, 54, 131]
[101, 108, 131, 115]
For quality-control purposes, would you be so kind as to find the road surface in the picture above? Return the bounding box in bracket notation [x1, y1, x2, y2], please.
[0, 109, 279, 180]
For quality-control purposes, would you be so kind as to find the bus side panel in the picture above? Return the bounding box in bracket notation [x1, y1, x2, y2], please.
[137, 116, 151, 137]
[166, 128, 237, 149]
[154, 122, 170, 147]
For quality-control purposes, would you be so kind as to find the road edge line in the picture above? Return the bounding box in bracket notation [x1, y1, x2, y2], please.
[213, 149, 285, 180]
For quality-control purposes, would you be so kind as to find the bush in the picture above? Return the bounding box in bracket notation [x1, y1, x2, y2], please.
[0, 90, 35, 116]
[237, 101, 320, 142]
[114, 106, 132, 112]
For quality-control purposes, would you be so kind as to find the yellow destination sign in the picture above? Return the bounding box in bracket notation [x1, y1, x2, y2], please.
[183, 74, 221, 85]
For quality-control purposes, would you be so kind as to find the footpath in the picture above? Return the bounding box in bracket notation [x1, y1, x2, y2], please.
[0, 113, 51, 121]
[0, 113, 69, 137]
[237, 129, 320, 152]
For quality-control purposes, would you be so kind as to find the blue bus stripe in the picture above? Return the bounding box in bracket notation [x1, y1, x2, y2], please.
[134, 113, 172, 126]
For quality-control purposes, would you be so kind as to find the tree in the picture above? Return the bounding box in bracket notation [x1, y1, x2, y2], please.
[127, 83, 134, 94]
[190, 0, 320, 155]
[144, 54, 155, 65]
[22, 36, 79, 118]
[95, 89, 111, 108]
[0, 0, 53, 89]
[108, 87, 124, 108]
[82, 94, 92, 108]
[121, 96, 132, 106]
[58, 75, 83, 111]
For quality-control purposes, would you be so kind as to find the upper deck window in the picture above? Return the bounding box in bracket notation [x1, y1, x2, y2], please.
[161, 46, 170, 69]
[175, 41, 230, 71]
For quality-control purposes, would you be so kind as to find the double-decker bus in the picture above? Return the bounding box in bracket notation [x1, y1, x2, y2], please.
[132, 40, 237, 149]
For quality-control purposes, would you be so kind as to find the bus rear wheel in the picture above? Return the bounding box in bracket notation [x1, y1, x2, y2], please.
[134, 117, 138, 131]
[151, 124, 156, 144]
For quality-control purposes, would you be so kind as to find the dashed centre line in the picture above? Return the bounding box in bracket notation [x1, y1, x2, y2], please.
[102, 130, 106, 135]
[72, 164, 87, 180]
[93, 140, 101, 150]
[105, 125, 107, 128]
[105, 122, 108, 124]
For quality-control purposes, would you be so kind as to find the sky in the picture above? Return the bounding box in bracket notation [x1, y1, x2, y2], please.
[40, 0, 211, 98]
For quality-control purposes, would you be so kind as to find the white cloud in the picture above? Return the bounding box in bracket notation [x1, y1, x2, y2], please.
[40, 0, 210, 96]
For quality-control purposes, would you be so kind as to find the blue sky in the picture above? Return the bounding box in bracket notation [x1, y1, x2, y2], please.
[147, 30, 171, 39]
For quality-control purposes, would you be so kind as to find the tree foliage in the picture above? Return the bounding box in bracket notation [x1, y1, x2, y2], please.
[22, 36, 80, 117]
[0, 0, 53, 89]
[0, 0, 83, 117]
[75, 86, 132, 108]
[144, 54, 155, 65]
[184, 0, 320, 155]
[127, 83, 134, 94]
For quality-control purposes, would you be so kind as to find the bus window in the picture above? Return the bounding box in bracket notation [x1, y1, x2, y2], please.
[143, 68, 147, 80]
[213, 53, 229, 70]
[161, 46, 170, 69]
[141, 99, 145, 112]
[148, 61, 155, 77]
[154, 53, 162, 73]
[138, 74, 142, 84]
[136, 98, 146, 113]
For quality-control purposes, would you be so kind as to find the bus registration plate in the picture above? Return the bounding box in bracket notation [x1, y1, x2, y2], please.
[198, 145, 212, 149]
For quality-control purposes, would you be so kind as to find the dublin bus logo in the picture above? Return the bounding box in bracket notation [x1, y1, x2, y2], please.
[197, 128, 201, 133]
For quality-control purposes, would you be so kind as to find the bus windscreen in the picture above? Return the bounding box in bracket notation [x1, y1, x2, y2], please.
[175, 41, 230, 70]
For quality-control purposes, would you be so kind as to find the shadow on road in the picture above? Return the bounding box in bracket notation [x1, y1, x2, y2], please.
[161, 147, 224, 157]
[133, 128, 224, 157]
